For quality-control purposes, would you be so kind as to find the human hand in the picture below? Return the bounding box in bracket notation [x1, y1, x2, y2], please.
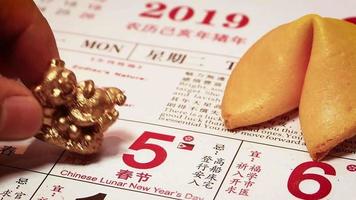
[0, 0, 59, 140]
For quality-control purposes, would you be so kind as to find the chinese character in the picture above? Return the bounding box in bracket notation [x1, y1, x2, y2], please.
[232, 36, 246, 45]
[203, 181, 214, 189]
[136, 172, 152, 182]
[167, 53, 187, 64]
[249, 165, 262, 173]
[116, 170, 133, 180]
[147, 50, 165, 61]
[205, 173, 217, 182]
[244, 180, 255, 188]
[192, 171, 205, 179]
[177, 29, 192, 38]
[236, 162, 248, 170]
[230, 178, 241, 186]
[64, 0, 77, 7]
[0, 189, 12, 198]
[196, 31, 209, 40]
[246, 172, 258, 180]
[80, 12, 95, 19]
[51, 185, 64, 193]
[197, 163, 210, 171]
[88, 3, 102, 11]
[250, 150, 261, 161]
[188, 179, 199, 186]
[238, 188, 249, 196]
[127, 22, 140, 30]
[233, 171, 244, 178]
[14, 192, 26, 199]
[16, 178, 28, 185]
[214, 158, 225, 166]
[225, 186, 237, 194]
[214, 144, 225, 151]
[213, 33, 229, 43]
[16, 177, 28, 189]
[142, 24, 158, 33]
[201, 156, 213, 163]
[210, 165, 222, 173]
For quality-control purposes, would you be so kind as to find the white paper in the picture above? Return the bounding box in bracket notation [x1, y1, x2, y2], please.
[1, 0, 356, 199]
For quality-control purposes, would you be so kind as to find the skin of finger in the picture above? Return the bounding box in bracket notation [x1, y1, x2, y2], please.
[0, 0, 34, 39]
[0, 76, 43, 140]
[0, 0, 59, 86]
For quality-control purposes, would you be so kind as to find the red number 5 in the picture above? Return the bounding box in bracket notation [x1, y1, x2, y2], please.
[123, 131, 175, 169]
[288, 161, 336, 200]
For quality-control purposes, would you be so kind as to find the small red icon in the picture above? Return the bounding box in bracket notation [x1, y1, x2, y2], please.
[183, 135, 194, 142]
[177, 142, 195, 151]
[346, 164, 356, 172]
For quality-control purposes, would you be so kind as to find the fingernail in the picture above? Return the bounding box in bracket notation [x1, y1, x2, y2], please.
[0, 96, 42, 140]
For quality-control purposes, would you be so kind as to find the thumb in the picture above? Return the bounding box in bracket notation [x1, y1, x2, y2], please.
[0, 76, 42, 140]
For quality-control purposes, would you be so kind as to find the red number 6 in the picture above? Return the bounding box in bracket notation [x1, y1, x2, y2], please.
[288, 161, 336, 200]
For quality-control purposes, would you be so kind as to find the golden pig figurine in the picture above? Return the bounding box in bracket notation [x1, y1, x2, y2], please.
[33, 59, 126, 154]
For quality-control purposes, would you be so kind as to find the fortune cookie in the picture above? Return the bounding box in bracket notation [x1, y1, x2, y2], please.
[221, 14, 356, 161]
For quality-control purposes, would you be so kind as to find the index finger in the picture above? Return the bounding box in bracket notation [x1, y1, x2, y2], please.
[0, 0, 59, 86]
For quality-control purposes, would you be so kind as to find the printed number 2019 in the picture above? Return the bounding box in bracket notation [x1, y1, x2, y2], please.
[288, 161, 336, 200]
[123, 131, 175, 169]
[139, 2, 249, 29]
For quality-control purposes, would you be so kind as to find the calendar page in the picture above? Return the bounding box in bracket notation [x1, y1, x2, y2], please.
[1, 0, 355, 199]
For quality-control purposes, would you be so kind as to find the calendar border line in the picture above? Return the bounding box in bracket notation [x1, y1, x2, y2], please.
[0, 164, 48, 175]
[30, 150, 65, 200]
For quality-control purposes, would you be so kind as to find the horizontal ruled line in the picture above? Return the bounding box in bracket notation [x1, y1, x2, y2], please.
[119, 118, 356, 162]
[47, 174, 181, 200]
[54, 30, 239, 59]
[58, 47, 231, 76]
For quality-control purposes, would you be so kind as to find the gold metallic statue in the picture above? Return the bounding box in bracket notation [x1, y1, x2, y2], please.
[33, 59, 126, 154]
